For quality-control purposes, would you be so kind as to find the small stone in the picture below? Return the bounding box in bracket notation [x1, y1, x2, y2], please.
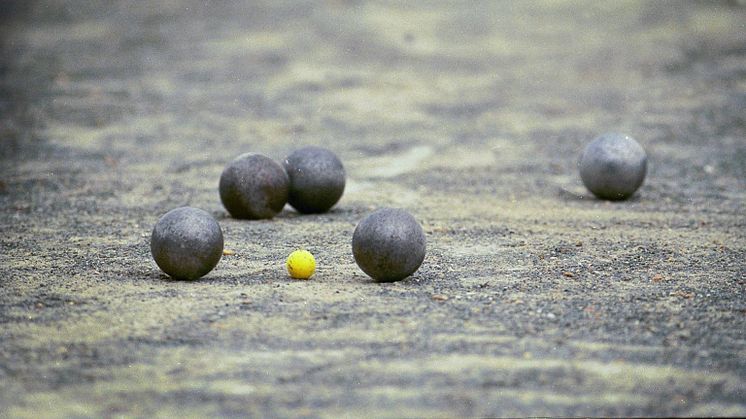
[352, 208, 426, 282]
[283, 146, 346, 214]
[219, 153, 289, 219]
[150, 207, 223, 280]
[579, 133, 647, 200]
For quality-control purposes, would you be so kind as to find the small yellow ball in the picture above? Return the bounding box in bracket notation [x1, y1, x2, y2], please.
[286, 249, 316, 279]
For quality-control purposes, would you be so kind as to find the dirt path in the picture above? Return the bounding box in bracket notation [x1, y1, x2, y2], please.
[1, 1, 745, 416]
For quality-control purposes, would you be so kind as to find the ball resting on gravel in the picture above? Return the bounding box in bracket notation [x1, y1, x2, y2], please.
[283, 146, 346, 214]
[150, 207, 223, 280]
[579, 133, 647, 201]
[352, 208, 426, 282]
[219, 153, 289, 219]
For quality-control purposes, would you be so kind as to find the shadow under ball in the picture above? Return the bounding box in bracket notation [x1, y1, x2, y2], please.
[283, 146, 346, 214]
[219, 153, 289, 219]
[352, 208, 426, 282]
[579, 133, 647, 201]
[150, 207, 223, 280]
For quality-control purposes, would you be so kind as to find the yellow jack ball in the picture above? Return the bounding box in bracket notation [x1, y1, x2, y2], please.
[286, 249, 316, 279]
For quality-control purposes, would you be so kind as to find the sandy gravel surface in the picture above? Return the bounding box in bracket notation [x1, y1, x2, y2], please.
[1, 1, 745, 416]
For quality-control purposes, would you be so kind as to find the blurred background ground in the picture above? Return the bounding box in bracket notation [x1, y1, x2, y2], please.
[1, 1, 745, 417]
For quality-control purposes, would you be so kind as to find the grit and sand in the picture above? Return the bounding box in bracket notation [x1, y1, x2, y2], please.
[1, 1, 744, 416]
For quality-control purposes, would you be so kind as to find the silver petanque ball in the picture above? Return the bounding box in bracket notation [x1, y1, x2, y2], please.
[150, 207, 224, 280]
[283, 146, 346, 214]
[219, 153, 289, 219]
[352, 208, 426, 282]
[579, 133, 647, 201]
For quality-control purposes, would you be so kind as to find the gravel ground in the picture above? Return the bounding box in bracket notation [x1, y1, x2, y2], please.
[1, 1, 745, 417]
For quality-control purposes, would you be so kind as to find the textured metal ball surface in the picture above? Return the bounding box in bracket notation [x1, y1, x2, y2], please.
[352, 208, 426, 282]
[219, 153, 289, 219]
[283, 146, 346, 214]
[150, 207, 224, 280]
[579, 133, 647, 201]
